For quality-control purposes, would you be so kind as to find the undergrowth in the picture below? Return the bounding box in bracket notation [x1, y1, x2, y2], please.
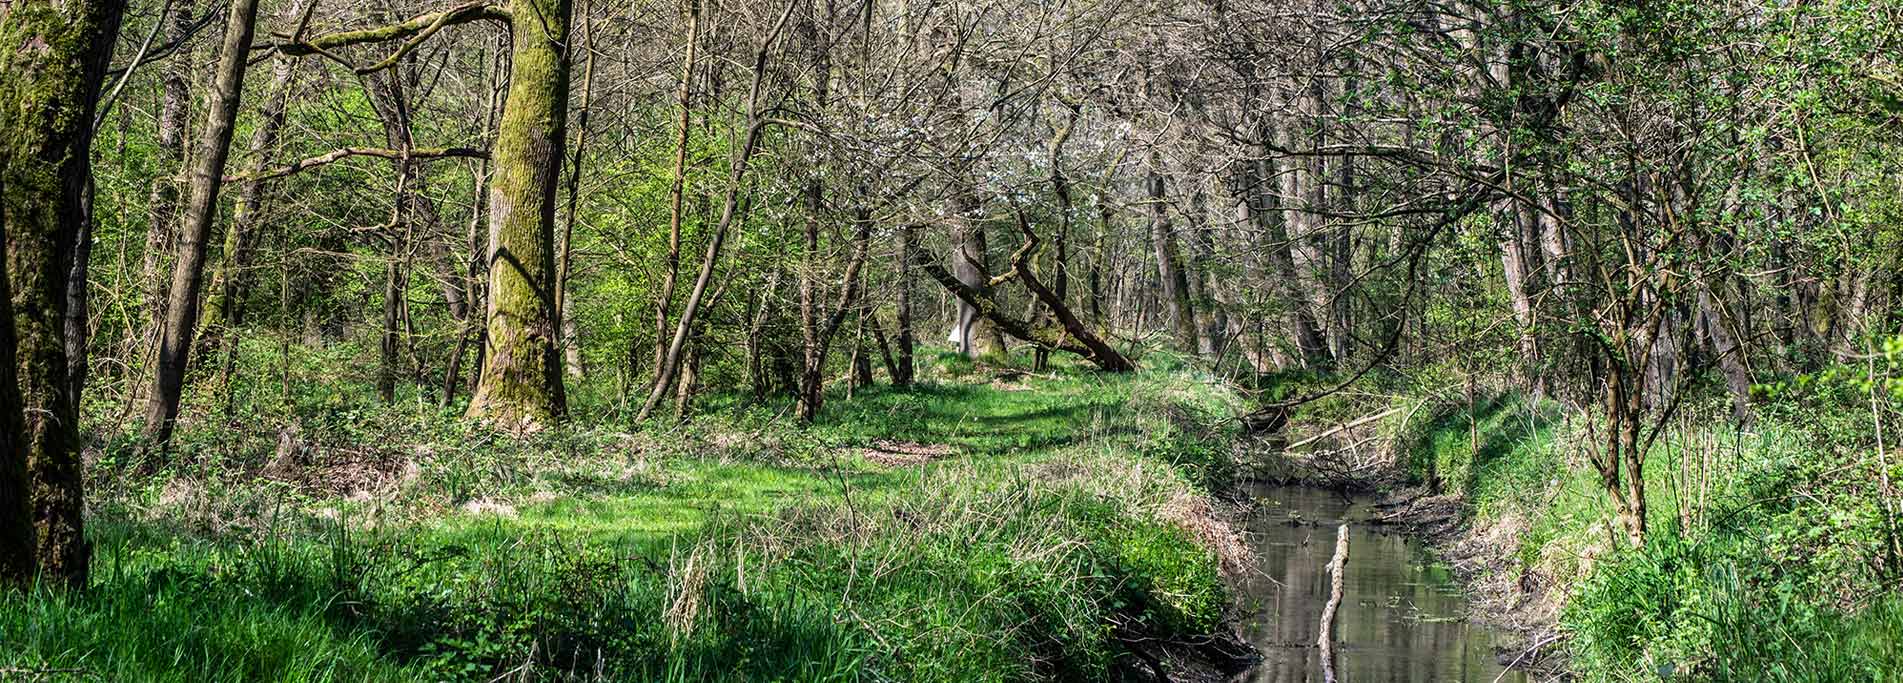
[3, 344, 1248, 682]
[1318, 373, 1903, 682]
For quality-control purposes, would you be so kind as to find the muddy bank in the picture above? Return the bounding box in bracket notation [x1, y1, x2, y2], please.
[1114, 626, 1259, 683]
[1360, 484, 1568, 675]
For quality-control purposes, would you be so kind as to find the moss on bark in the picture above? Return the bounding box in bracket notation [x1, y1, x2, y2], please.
[466, 0, 573, 429]
[0, 0, 127, 588]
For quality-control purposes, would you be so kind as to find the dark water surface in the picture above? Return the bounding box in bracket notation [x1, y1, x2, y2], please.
[1234, 484, 1527, 683]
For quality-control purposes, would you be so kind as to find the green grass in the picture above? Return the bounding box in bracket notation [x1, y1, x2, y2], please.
[5, 346, 1248, 682]
[1365, 385, 1903, 682]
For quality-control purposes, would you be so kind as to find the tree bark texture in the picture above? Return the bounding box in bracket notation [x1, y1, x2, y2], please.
[1144, 154, 1197, 353]
[142, 0, 264, 449]
[0, 0, 128, 588]
[467, 0, 577, 428]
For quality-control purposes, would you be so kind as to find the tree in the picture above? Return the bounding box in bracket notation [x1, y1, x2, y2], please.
[0, 0, 127, 588]
[274, 0, 574, 429]
[141, 0, 266, 450]
[197, 0, 309, 373]
[461, 0, 576, 428]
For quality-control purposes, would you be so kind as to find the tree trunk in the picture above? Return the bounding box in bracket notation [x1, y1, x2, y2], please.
[199, 2, 303, 361]
[797, 208, 875, 423]
[893, 221, 915, 386]
[0, 251, 26, 588]
[378, 251, 402, 403]
[947, 192, 1004, 358]
[796, 180, 823, 421]
[1034, 105, 1079, 370]
[467, 0, 577, 429]
[673, 342, 700, 418]
[446, 47, 502, 405]
[141, 0, 262, 450]
[1144, 153, 1197, 352]
[636, 2, 793, 420]
[1090, 202, 1110, 329]
[0, 0, 127, 588]
[1182, 187, 1224, 357]
[142, 0, 194, 336]
[1251, 139, 1329, 367]
[1834, 269, 1878, 362]
[745, 273, 779, 401]
[652, 0, 699, 376]
[1697, 284, 1753, 424]
[850, 309, 873, 389]
[1500, 210, 1539, 381]
[65, 182, 95, 405]
[916, 213, 1135, 373]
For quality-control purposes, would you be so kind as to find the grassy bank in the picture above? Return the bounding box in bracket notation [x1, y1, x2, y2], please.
[2, 347, 1250, 682]
[1282, 373, 1903, 681]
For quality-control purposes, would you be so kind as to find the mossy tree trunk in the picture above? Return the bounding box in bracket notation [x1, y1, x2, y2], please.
[0, 248, 28, 587]
[0, 0, 127, 589]
[274, 0, 556, 424]
[466, 0, 574, 429]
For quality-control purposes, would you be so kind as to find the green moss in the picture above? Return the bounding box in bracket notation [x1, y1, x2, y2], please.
[465, 0, 575, 429]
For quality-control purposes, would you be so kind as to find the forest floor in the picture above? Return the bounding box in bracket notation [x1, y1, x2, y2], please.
[1, 350, 1260, 682]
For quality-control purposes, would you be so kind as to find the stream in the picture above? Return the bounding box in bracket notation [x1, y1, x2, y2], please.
[1234, 484, 1528, 682]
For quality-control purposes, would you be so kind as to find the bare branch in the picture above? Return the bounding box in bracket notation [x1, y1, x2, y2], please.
[228, 146, 488, 182]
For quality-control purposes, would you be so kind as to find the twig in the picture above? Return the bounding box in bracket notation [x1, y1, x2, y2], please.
[94, 0, 174, 131]
[1493, 633, 1563, 682]
[1287, 406, 1404, 451]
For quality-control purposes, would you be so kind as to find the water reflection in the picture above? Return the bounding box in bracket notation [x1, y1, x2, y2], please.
[1235, 484, 1527, 683]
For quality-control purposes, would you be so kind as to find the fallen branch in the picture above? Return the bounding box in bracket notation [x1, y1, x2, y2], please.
[1005, 206, 1134, 372]
[1318, 523, 1349, 683]
[227, 146, 487, 182]
[1286, 406, 1403, 451]
[1493, 632, 1563, 682]
[910, 209, 1134, 372]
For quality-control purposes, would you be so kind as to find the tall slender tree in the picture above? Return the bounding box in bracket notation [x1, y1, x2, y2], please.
[142, 0, 266, 449]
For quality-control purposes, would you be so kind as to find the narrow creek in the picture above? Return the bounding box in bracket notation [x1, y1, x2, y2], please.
[1234, 483, 1528, 682]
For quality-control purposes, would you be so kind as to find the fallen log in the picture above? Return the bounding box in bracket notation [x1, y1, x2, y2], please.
[911, 208, 1134, 372]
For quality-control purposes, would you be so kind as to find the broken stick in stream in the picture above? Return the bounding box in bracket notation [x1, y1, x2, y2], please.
[1319, 523, 1349, 683]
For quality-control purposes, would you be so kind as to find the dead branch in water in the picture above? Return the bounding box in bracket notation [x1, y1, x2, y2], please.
[1319, 523, 1349, 683]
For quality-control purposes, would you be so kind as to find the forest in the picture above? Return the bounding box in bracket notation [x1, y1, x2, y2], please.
[1, 0, 1901, 679]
